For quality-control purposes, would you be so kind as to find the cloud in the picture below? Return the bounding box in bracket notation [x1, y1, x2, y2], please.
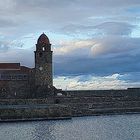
[0, 48, 34, 67]
[60, 22, 135, 37]
[91, 36, 140, 56]
[53, 36, 140, 76]
[54, 74, 140, 90]
[0, 40, 34, 67]
[0, 19, 18, 28]
[0, 41, 10, 52]
[0, 0, 140, 89]
[0, 0, 139, 36]
[95, 22, 135, 36]
[119, 72, 140, 82]
[54, 39, 94, 56]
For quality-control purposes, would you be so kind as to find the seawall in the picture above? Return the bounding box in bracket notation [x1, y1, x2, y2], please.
[0, 104, 71, 121]
[55, 88, 140, 116]
[0, 88, 140, 121]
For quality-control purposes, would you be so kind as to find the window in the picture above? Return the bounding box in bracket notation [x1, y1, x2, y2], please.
[17, 75, 23, 80]
[23, 75, 28, 80]
[2, 88, 6, 93]
[11, 75, 16, 80]
[0, 74, 28, 81]
[39, 52, 42, 57]
[42, 47, 45, 51]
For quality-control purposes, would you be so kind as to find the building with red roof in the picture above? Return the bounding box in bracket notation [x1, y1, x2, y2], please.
[0, 33, 53, 98]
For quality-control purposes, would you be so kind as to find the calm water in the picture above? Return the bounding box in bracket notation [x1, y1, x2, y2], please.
[0, 114, 140, 140]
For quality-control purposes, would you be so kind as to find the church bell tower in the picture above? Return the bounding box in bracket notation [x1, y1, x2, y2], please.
[35, 33, 53, 86]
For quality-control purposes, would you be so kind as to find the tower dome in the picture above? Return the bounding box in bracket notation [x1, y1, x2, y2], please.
[37, 33, 50, 44]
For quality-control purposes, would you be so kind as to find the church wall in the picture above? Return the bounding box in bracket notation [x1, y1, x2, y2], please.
[0, 70, 32, 99]
[0, 80, 31, 99]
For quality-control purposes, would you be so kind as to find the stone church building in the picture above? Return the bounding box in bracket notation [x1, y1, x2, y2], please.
[0, 33, 57, 98]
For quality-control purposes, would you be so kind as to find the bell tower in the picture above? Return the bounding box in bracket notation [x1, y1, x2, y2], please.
[34, 33, 53, 86]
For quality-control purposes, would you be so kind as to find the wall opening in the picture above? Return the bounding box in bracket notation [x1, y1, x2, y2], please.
[2, 88, 6, 93]
[42, 47, 45, 51]
[39, 52, 43, 57]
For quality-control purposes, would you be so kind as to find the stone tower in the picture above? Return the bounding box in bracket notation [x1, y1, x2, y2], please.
[34, 33, 53, 86]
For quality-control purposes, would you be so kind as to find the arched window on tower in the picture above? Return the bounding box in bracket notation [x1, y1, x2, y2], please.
[42, 47, 45, 51]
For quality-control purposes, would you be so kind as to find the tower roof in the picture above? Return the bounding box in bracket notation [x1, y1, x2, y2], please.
[37, 33, 50, 44]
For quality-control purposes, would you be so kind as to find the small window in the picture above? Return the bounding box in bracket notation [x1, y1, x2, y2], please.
[39, 52, 42, 57]
[23, 75, 27, 80]
[55, 99, 60, 104]
[11, 75, 16, 80]
[2, 88, 6, 92]
[17, 75, 23, 80]
[42, 47, 45, 51]
[57, 93, 63, 96]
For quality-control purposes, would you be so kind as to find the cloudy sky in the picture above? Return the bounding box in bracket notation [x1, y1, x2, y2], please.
[0, 0, 140, 90]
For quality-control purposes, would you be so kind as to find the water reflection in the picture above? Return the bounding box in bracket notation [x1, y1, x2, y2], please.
[32, 121, 56, 140]
[0, 114, 140, 140]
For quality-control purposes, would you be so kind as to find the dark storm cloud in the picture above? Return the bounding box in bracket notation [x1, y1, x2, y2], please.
[53, 36, 140, 78]
[54, 54, 140, 76]
[92, 37, 140, 56]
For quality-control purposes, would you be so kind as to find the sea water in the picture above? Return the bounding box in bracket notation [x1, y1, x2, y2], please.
[0, 114, 140, 140]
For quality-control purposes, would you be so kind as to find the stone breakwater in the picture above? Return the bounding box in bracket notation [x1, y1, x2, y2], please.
[0, 88, 140, 121]
[63, 88, 140, 116]
[0, 104, 71, 121]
